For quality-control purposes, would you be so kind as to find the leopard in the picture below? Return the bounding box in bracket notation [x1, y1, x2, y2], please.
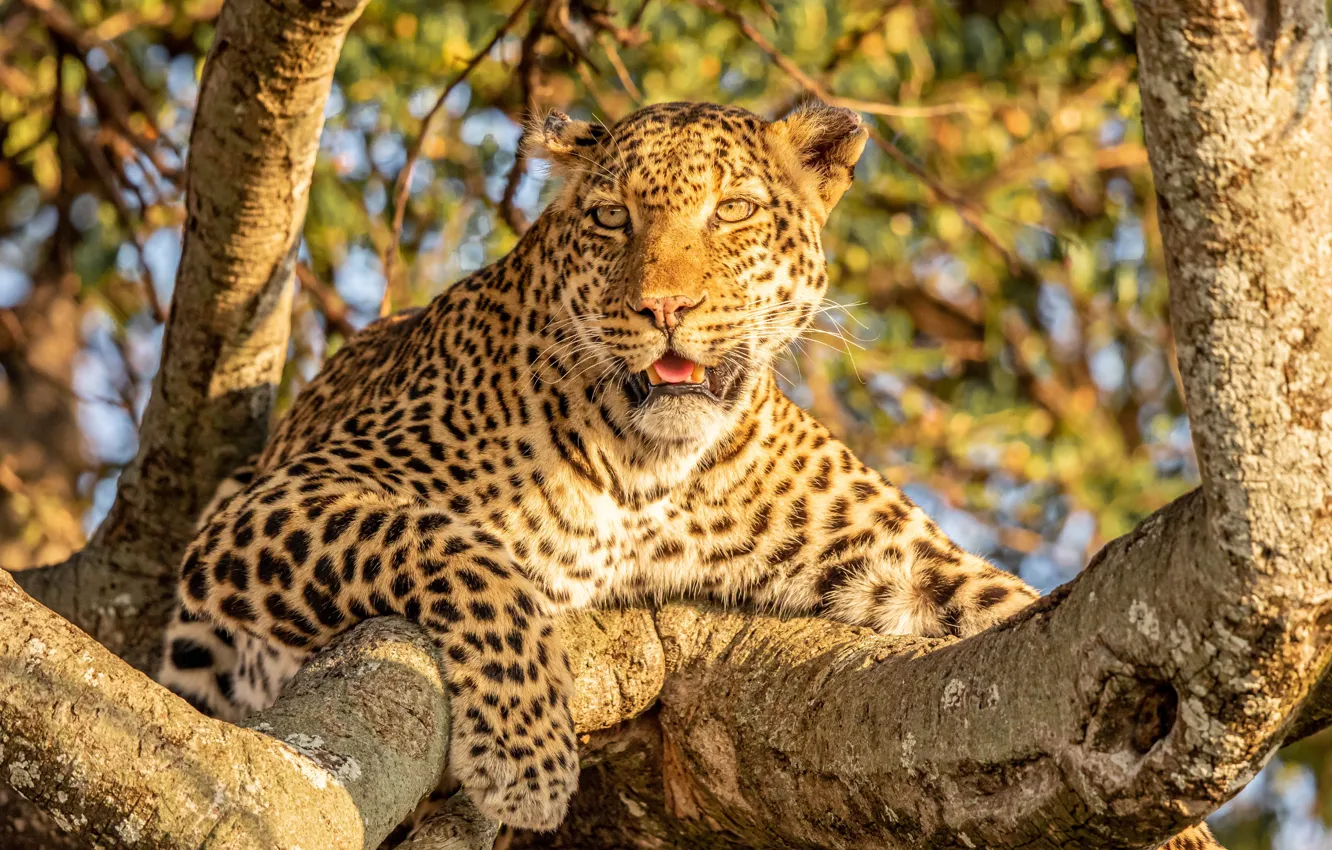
[155, 100, 1223, 849]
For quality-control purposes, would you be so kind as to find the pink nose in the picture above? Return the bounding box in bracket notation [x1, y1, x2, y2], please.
[635, 293, 703, 330]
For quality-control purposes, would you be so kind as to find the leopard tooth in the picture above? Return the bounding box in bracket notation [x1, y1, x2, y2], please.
[691, 362, 706, 383]
[646, 364, 664, 385]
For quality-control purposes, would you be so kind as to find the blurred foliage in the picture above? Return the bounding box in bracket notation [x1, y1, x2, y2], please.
[0, 0, 1321, 844]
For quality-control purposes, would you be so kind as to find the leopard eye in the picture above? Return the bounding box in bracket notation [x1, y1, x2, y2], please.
[591, 204, 629, 229]
[716, 198, 757, 223]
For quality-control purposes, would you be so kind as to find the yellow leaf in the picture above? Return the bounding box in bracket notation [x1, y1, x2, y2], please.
[3, 111, 47, 156]
[1001, 108, 1032, 138]
[422, 136, 446, 159]
[33, 141, 59, 192]
[884, 8, 915, 53]
[934, 207, 964, 242]
[844, 245, 869, 273]
[1015, 195, 1043, 224]
[1024, 409, 1053, 438]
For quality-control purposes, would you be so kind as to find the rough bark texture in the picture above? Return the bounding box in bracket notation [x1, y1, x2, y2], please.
[0, 569, 450, 849]
[13, 0, 369, 672]
[397, 795, 500, 850]
[1138, 0, 1332, 774]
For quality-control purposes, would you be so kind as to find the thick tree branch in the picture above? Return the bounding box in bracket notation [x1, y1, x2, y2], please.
[544, 499, 1247, 847]
[0, 569, 450, 849]
[7, 494, 1332, 850]
[15, 0, 372, 673]
[1136, 0, 1332, 756]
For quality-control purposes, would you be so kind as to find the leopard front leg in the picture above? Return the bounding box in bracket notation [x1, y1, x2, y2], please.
[771, 484, 1033, 638]
[696, 417, 1035, 638]
[750, 491, 1035, 638]
[415, 545, 578, 830]
[175, 463, 578, 830]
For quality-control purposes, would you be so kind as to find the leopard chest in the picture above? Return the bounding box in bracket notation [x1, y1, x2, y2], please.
[480, 487, 650, 606]
[471, 464, 760, 610]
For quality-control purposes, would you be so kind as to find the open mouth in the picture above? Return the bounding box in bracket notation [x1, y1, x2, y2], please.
[626, 349, 747, 406]
[647, 352, 707, 387]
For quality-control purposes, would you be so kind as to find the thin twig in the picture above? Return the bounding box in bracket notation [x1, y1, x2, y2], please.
[383, 0, 537, 315]
[498, 10, 546, 237]
[52, 41, 77, 280]
[544, 0, 600, 70]
[295, 263, 357, 340]
[627, 0, 651, 28]
[599, 33, 642, 102]
[583, 3, 649, 47]
[573, 60, 619, 123]
[21, 359, 138, 415]
[68, 108, 167, 322]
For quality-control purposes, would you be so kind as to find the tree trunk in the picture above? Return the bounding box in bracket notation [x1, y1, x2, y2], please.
[14, 0, 370, 674]
[0, 569, 453, 849]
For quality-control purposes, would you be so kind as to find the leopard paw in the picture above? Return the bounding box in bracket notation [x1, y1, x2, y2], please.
[449, 709, 579, 831]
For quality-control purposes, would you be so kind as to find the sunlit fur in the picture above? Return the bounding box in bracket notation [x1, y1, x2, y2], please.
[152, 101, 1219, 849]
[529, 102, 857, 449]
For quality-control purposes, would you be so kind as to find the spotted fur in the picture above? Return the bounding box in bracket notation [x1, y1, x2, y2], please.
[154, 101, 1221, 847]
[1161, 825, 1223, 850]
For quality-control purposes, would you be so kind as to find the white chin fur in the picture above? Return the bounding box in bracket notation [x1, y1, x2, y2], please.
[629, 395, 730, 448]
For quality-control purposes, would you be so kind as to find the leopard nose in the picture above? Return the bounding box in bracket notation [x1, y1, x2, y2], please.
[633, 293, 706, 330]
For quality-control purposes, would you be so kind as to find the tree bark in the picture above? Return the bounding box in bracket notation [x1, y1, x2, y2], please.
[1137, 0, 1332, 769]
[14, 0, 370, 672]
[397, 795, 500, 850]
[0, 569, 451, 849]
[5, 0, 1332, 848]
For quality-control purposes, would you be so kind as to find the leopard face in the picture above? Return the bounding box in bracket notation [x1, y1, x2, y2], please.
[526, 101, 868, 450]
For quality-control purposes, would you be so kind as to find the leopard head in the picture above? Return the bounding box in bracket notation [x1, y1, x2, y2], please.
[525, 101, 867, 449]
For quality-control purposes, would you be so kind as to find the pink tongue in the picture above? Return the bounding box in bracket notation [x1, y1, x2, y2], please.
[653, 352, 697, 383]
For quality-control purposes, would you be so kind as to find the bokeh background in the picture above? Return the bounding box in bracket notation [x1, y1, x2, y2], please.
[1, 0, 1328, 844]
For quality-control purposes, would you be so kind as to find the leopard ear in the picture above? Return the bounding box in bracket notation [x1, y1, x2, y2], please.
[522, 110, 609, 173]
[769, 102, 868, 214]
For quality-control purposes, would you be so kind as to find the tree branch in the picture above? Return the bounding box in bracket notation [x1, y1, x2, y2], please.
[532, 495, 1319, 848]
[9, 495, 1332, 849]
[1135, 0, 1332, 754]
[0, 569, 451, 849]
[15, 0, 372, 671]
